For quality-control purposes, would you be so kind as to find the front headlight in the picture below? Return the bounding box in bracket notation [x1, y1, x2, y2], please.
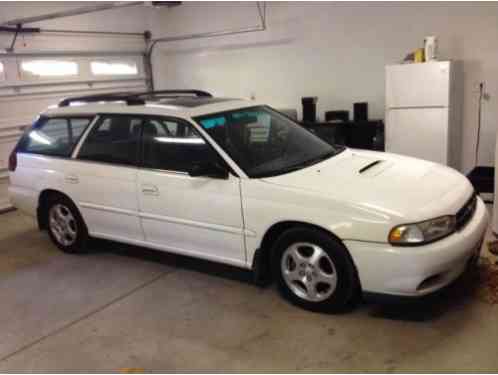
[389, 215, 456, 245]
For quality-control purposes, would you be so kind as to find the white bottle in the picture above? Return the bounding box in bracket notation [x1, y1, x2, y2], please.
[424, 36, 438, 61]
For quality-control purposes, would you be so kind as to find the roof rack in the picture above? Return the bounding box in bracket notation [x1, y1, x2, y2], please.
[137, 90, 213, 98]
[58, 92, 145, 107]
[58, 89, 213, 107]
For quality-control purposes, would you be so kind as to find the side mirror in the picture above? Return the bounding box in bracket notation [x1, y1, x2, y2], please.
[189, 161, 229, 179]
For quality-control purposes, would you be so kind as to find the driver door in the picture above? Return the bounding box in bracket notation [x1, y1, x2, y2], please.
[137, 116, 246, 267]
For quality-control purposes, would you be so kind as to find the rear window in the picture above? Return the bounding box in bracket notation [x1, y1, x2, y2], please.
[20, 59, 79, 78]
[90, 60, 138, 76]
[18, 116, 93, 157]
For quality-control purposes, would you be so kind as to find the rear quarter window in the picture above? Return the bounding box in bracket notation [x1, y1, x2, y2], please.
[17, 116, 93, 157]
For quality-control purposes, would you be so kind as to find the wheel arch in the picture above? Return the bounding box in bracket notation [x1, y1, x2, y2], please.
[252, 220, 360, 289]
[37, 189, 77, 230]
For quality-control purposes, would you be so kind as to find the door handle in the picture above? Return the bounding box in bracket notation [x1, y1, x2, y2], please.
[64, 175, 79, 184]
[141, 184, 159, 196]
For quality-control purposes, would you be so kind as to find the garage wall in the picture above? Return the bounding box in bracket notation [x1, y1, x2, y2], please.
[150, 2, 498, 173]
[0, 2, 152, 178]
[0, 2, 149, 52]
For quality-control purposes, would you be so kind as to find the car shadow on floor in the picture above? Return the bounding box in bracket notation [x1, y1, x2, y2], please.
[88, 238, 483, 322]
[89, 238, 255, 286]
[364, 266, 482, 322]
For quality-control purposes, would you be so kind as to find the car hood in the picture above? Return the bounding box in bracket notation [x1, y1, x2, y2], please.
[261, 149, 473, 221]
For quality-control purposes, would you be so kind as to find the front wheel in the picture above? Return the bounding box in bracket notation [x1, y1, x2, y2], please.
[272, 227, 359, 312]
[47, 195, 88, 254]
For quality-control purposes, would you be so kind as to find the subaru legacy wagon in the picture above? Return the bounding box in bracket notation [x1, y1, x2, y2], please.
[8, 90, 488, 312]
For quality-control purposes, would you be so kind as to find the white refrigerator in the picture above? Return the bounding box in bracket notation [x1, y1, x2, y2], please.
[385, 61, 462, 170]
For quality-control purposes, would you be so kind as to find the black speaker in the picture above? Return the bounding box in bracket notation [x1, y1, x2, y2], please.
[353, 102, 368, 122]
[302, 97, 318, 123]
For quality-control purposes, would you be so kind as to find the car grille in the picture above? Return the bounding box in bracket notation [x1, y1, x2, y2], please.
[455, 192, 477, 231]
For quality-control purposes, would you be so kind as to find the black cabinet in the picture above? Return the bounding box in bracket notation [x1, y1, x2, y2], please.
[301, 120, 384, 151]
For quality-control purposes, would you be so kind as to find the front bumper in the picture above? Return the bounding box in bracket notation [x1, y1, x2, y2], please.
[345, 197, 489, 297]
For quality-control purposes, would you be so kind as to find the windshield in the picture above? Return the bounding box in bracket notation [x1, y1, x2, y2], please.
[194, 106, 343, 178]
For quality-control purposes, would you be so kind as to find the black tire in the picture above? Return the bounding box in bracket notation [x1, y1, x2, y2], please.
[271, 227, 360, 313]
[46, 194, 89, 254]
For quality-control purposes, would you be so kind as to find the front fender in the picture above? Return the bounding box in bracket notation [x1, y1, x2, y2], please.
[241, 179, 395, 266]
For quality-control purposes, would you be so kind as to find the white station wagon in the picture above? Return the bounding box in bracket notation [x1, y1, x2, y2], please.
[8, 90, 489, 312]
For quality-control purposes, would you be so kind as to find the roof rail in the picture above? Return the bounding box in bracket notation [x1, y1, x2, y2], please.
[58, 89, 212, 107]
[59, 92, 145, 107]
[137, 90, 213, 98]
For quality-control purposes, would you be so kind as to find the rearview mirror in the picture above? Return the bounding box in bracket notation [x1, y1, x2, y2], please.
[189, 161, 229, 179]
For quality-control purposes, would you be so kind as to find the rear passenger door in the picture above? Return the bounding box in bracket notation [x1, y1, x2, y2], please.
[137, 116, 245, 266]
[71, 114, 144, 242]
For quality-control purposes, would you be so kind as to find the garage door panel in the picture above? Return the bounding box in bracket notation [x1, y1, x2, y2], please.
[0, 137, 19, 177]
[0, 53, 148, 174]
[0, 82, 147, 121]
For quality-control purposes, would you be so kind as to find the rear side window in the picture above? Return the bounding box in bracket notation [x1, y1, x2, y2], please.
[18, 117, 93, 157]
[77, 115, 142, 166]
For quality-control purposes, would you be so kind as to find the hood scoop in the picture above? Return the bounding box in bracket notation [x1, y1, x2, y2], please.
[358, 160, 384, 174]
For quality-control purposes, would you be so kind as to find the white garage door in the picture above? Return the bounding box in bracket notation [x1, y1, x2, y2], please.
[0, 53, 148, 174]
[0, 52, 148, 208]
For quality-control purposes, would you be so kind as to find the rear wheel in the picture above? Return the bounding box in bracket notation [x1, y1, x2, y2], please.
[272, 227, 359, 312]
[46, 195, 88, 254]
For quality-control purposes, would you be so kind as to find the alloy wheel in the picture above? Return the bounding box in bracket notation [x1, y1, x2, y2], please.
[281, 242, 338, 302]
[49, 204, 78, 247]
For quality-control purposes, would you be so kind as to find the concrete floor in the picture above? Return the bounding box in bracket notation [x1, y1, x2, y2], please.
[0, 209, 498, 372]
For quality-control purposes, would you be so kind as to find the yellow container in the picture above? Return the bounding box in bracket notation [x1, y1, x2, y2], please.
[414, 48, 425, 63]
